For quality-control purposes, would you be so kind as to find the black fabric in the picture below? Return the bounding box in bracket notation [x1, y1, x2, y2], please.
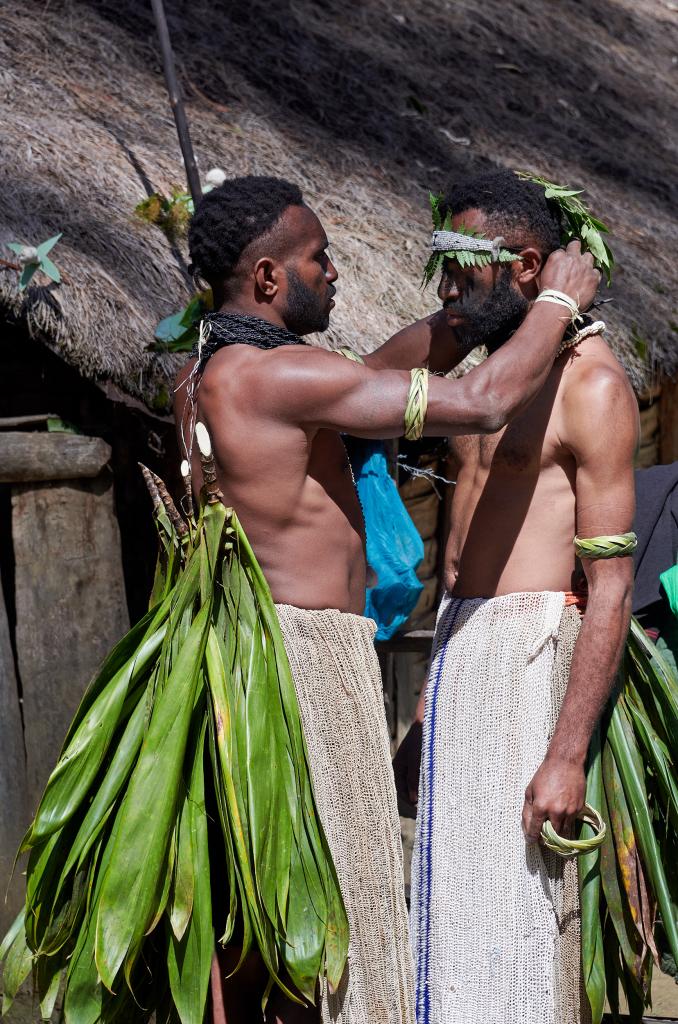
[192, 311, 305, 368]
[633, 462, 678, 613]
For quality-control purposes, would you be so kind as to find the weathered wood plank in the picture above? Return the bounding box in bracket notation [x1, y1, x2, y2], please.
[0, 414, 56, 429]
[12, 475, 129, 814]
[660, 374, 678, 464]
[0, 578, 28, 936]
[0, 432, 111, 482]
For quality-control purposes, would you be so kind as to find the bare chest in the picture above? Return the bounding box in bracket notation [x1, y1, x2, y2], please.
[451, 395, 567, 480]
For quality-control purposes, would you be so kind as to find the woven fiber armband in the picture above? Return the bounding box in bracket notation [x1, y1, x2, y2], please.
[573, 532, 638, 559]
[404, 367, 429, 441]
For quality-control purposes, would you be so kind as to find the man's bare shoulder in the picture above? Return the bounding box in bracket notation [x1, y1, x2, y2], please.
[174, 343, 335, 393]
[174, 345, 361, 429]
[561, 336, 633, 400]
[559, 337, 639, 451]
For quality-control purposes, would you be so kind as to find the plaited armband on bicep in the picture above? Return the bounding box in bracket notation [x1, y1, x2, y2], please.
[573, 532, 638, 560]
[336, 351, 429, 440]
[404, 368, 429, 441]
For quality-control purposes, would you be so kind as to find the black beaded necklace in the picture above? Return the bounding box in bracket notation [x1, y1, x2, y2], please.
[192, 311, 305, 369]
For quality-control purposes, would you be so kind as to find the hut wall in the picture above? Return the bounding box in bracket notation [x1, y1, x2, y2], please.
[660, 375, 678, 465]
[0, 449, 130, 936]
[12, 474, 129, 815]
[635, 387, 662, 469]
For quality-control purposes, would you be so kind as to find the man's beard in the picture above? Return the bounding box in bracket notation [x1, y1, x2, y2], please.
[284, 268, 334, 335]
[451, 267, 529, 354]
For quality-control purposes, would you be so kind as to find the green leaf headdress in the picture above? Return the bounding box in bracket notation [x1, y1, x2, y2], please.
[422, 193, 519, 286]
[422, 172, 614, 287]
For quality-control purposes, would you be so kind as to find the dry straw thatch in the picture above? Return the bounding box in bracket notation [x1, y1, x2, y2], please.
[1, 0, 676, 405]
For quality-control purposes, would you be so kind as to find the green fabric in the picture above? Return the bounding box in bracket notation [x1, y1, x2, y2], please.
[660, 563, 678, 618]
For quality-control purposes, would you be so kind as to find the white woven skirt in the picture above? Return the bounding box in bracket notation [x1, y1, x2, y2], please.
[276, 604, 416, 1024]
[410, 591, 590, 1024]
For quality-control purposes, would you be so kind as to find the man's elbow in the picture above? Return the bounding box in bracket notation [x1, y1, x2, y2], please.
[587, 574, 634, 621]
[463, 383, 512, 434]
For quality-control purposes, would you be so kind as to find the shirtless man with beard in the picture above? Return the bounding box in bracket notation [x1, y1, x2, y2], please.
[392, 170, 637, 1024]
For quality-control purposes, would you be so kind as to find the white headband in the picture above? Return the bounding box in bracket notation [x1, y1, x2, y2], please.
[430, 229, 506, 261]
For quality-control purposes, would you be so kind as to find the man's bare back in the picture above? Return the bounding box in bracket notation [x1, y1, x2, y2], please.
[175, 345, 366, 613]
[446, 335, 636, 598]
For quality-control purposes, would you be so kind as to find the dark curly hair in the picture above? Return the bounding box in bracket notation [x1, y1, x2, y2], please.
[440, 170, 562, 255]
[188, 175, 304, 295]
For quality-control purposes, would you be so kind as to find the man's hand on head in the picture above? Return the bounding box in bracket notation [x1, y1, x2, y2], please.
[539, 240, 600, 313]
[521, 755, 587, 844]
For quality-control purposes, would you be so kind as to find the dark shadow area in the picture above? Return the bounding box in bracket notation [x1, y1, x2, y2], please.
[0, 320, 181, 624]
[80, 0, 677, 211]
[0, 483, 23, 737]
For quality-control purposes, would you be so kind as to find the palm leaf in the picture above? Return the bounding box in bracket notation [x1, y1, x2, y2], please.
[95, 600, 210, 990]
[167, 718, 212, 1024]
[2, 455, 348, 1017]
[607, 696, 678, 964]
[579, 725, 606, 1023]
[601, 740, 653, 999]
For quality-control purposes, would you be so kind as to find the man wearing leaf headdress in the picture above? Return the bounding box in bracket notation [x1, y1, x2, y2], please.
[392, 170, 638, 1024]
[173, 175, 600, 1023]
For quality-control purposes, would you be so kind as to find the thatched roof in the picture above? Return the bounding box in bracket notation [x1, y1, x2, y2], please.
[1, 0, 676, 405]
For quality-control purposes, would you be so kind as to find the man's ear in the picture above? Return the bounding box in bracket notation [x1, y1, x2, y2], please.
[513, 246, 543, 285]
[253, 256, 280, 298]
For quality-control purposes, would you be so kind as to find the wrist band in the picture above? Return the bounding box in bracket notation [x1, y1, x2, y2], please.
[404, 368, 429, 441]
[574, 532, 638, 560]
[535, 288, 582, 324]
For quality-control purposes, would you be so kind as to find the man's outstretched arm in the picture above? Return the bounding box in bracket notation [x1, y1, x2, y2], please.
[522, 361, 639, 842]
[267, 242, 600, 438]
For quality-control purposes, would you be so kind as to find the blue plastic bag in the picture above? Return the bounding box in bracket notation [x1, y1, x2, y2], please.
[350, 441, 424, 640]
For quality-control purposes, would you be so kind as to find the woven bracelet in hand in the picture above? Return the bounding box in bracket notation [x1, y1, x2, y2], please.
[541, 803, 607, 858]
[404, 367, 429, 441]
[573, 532, 638, 560]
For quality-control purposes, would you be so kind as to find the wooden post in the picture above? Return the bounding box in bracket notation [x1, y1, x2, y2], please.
[12, 475, 129, 813]
[660, 374, 678, 464]
[0, 432, 111, 482]
[150, 0, 202, 205]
